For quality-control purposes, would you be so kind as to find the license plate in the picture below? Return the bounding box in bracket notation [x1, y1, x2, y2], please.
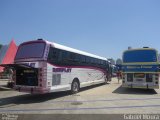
[134, 73, 145, 78]
[136, 79, 143, 82]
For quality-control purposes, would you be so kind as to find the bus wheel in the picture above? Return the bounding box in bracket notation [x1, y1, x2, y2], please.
[71, 80, 79, 94]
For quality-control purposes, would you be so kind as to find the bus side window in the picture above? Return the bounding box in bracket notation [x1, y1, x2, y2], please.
[93, 58, 97, 64]
[89, 57, 92, 66]
[91, 57, 94, 64]
[103, 61, 106, 65]
[86, 57, 91, 64]
[98, 59, 101, 65]
[48, 47, 53, 61]
[74, 54, 80, 62]
[48, 47, 59, 63]
[80, 55, 85, 63]
[57, 50, 62, 63]
[100, 60, 103, 65]
[62, 51, 68, 63]
[69, 53, 76, 62]
[79, 55, 84, 65]
[95, 59, 99, 66]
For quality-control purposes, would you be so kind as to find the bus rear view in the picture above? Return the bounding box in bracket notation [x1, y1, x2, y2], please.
[13, 40, 49, 94]
[122, 48, 159, 89]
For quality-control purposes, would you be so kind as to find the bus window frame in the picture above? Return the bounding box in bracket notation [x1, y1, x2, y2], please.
[15, 41, 46, 60]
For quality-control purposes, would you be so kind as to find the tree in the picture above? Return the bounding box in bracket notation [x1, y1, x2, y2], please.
[108, 58, 115, 65]
[116, 58, 122, 65]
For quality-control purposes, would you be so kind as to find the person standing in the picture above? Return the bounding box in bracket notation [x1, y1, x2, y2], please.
[7, 68, 14, 88]
[117, 70, 121, 83]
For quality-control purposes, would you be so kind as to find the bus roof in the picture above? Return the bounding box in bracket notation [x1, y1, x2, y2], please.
[123, 48, 157, 53]
[122, 47, 159, 64]
[45, 40, 107, 61]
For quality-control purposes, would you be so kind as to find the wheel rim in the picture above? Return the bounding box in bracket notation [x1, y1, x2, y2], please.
[73, 82, 79, 92]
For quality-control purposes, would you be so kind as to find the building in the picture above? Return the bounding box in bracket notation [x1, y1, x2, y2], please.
[0, 40, 18, 72]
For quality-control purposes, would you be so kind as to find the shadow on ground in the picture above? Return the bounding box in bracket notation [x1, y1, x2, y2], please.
[0, 85, 12, 91]
[80, 82, 109, 92]
[0, 91, 71, 108]
[112, 85, 157, 95]
[0, 83, 109, 108]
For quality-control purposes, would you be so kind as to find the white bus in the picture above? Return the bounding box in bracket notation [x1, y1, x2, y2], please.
[1, 39, 112, 94]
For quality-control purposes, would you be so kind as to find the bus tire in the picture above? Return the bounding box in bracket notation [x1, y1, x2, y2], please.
[71, 79, 80, 94]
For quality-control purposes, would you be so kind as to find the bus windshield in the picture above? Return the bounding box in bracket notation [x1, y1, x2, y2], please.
[123, 49, 157, 63]
[15, 42, 46, 60]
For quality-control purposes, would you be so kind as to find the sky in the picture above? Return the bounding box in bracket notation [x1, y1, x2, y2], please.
[0, 0, 160, 60]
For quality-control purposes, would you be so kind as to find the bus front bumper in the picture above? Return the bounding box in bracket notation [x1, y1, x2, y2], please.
[14, 86, 50, 94]
[122, 84, 159, 89]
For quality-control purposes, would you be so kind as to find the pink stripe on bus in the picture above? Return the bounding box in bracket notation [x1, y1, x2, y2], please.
[47, 62, 107, 74]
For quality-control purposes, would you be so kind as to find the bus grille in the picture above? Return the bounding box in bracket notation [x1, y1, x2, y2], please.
[127, 73, 133, 82]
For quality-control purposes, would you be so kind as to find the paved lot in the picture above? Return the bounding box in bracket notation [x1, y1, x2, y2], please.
[0, 78, 160, 114]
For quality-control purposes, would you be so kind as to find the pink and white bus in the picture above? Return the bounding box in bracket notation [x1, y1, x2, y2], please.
[1, 39, 112, 94]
